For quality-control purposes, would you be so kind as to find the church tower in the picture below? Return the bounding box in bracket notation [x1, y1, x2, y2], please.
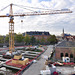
[63, 28, 64, 35]
[62, 28, 64, 39]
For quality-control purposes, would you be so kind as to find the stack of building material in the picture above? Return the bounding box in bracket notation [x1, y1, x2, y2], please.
[14, 55, 22, 59]
[12, 54, 29, 65]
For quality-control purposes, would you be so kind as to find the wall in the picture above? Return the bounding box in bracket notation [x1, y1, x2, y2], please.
[55, 47, 75, 62]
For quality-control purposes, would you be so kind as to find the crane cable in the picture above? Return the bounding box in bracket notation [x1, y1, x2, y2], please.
[14, 4, 37, 12]
[0, 4, 10, 12]
[0, 3, 52, 13]
[13, 4, 52, 11]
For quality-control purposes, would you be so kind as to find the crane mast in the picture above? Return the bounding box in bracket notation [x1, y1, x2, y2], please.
[9, 4, 14, 53]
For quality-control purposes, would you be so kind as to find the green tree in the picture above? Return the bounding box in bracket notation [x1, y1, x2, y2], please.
[36, 39, 40, 45]
[0, 36, 4, 43]
[5, 34, 9, 43]
[15, 33, 24, 43]
[40, 37, 45, 45]
[24, 35, 30, 45]
[47, 35, 57, 44]
[47, 36, 51, 44]
[30, 36, 36, 45]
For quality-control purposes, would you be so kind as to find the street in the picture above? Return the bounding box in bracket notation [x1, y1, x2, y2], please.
[23, 45, 53, 75]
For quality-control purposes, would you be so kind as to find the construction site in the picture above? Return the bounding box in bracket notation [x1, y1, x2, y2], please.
[0, 3, 73, 75]
[0, 46, 47, 75]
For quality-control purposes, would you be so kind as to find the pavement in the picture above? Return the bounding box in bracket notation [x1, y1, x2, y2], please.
[56, 66, 75, 75]
[22, 45, 53, 75]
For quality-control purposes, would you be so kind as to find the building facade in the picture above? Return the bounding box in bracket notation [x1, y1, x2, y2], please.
[23, 31, 50, 41]
[55, 41, 75, 62]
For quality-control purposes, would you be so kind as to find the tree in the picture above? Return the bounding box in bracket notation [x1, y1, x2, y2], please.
[30, 36, 36, 45]
[5, 35, 9, 43]
[15, 33, 24, 43]
[40, 37, 45, 45]
[47, 36, 51, 44]
[0, 36, 4, 43]
[47, 35, 57, 44]
[36, 39, 40, 45]
[24, 35, 30, 45]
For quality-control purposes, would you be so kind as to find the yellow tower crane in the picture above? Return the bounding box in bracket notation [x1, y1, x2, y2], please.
[9, 4, 14, 53]
[0, 3, 72, 58]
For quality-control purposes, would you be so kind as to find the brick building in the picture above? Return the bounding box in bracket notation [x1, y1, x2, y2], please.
[55, 41, 75, 62]
[22, 31, 50, 41]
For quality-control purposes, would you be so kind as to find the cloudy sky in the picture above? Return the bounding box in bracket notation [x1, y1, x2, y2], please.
[0, 0, 74, 36]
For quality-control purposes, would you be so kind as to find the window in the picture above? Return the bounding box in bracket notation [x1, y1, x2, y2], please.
[60, 53, 64, 59]
[70, 54, 73, 58]
[65, 53, 68, 57]
[60, 53, 64, 57]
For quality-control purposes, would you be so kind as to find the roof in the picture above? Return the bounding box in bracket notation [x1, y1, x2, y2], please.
[26, 31, 50, 36]
[56, 41, 75, 47]
[64, 33, 71, 37]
